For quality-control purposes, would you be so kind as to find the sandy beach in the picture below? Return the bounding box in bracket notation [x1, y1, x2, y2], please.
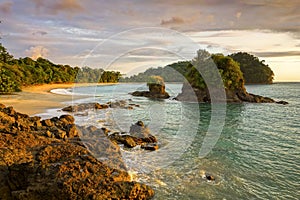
[0, 83, 116, 115]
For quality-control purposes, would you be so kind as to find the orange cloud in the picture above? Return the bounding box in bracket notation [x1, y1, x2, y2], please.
[0, 1, 13, 14]
[31, 0, 84, 15]
[51, 0, 83, 13]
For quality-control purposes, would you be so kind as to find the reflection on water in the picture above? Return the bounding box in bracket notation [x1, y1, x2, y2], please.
[47, 83, 300, 200]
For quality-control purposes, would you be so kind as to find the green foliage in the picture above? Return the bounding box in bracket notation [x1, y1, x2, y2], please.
[121, 51, 274, 86]
[229, 52, 274, 84]
[0, 43, 14, 64]
[147, 75, 165, 86]
[75, 67, 121, 83]
[0, 67, 21, 94]
[120, 61, 190, 82]
[0, 44, 122, 94]
[184, 50, 244, 90]
[212, 54, 244, 90]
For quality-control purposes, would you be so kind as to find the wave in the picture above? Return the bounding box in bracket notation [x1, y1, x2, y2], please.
[50, 88, 74, 96]
[50, 88, 95, 96]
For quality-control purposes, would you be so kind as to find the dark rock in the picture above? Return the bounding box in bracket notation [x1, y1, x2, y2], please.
[136, 121, 144, 127]
[130, 77, 170, 99]
[62, 105, 77, 112]
[54, 129, 67, 139]
[129, 103, 140, 107]
[66, 124, 78, 138]
[59, 114, 75, 124]
[149, 83, 165, 94]
[123, 135, 137, 148]
[41, 119, 53, 127]
[276, 100, 289, 105]
[206, 175, 215, 181]
[108, 121, 158, 149]
[100, 127, 110, 136]
[131, 91, 170, 99]
[176, 81, 285, 104]
[4, 106, 16, 116]
[141, 143, 159, 151]
[101, 104, 109, 109]
[62, 101, 134, 113]
[94, 102, 102, 109]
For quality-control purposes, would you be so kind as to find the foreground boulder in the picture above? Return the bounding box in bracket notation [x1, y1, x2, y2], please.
[0, 104, 154, 199]
[130, 76, 170, 99]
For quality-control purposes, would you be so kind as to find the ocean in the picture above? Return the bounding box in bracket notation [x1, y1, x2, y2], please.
[48, 82, 300, 200]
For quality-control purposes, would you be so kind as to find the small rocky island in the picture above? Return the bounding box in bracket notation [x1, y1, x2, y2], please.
[0, 104, 155, 199]
[130, 76, 170, 99]
[176, 50, 288, 104]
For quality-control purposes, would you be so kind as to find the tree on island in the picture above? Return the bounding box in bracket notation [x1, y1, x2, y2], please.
[147, 75, 166, 94]
[176, 49, 276, 103]
[130, 75, 170, 99]
[229, 52, 274, 84]
[122, 52, 274, 85]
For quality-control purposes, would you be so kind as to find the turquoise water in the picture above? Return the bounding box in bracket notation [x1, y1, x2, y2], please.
[51, 83, 300, 200]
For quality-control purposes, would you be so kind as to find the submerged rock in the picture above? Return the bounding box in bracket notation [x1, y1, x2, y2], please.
[62, 100, 138, 113]
[0, 104, 155, 199]
[141, 143, 159, 151]
[131, 91, 170, 99]
[205, 175, 215, 181]
[276, 100, 289, 105]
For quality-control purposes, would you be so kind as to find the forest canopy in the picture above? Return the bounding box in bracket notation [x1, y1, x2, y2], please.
[0, 44, 121, 94]
[229, 52, 274, 84]
[121, 52, 274, 85]
[184, 50, 244, 90]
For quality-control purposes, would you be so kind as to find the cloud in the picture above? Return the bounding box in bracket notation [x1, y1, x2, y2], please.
[254, 51, 300, 57]
[0, 1, 13, 14]
[161, 17, 185, 26]
[32, 31, 48, 36]
[25, 46, 49, 60]
[240, 0, 300, 7]
[236, 12, 242, 19]
[51, 0, 83, 13]
[31, 0, 84, 15]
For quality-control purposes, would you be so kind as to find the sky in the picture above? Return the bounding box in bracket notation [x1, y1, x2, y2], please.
[0, 0, 299, 81]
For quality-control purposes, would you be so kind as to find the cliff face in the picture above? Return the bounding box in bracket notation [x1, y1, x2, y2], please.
[0, 104, 154, 200]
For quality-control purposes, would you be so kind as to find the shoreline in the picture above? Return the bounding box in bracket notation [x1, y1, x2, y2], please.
[0, 83, 117, 116]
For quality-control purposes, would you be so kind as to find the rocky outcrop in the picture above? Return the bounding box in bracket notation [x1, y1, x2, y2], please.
[109, 121, 158, 151]
[176, 82, 288, 104]
[0, 104, 154, 199]
[62, 100, 139, 112]
[131, 90, 170, 99]
[130, 76, 170, 99]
